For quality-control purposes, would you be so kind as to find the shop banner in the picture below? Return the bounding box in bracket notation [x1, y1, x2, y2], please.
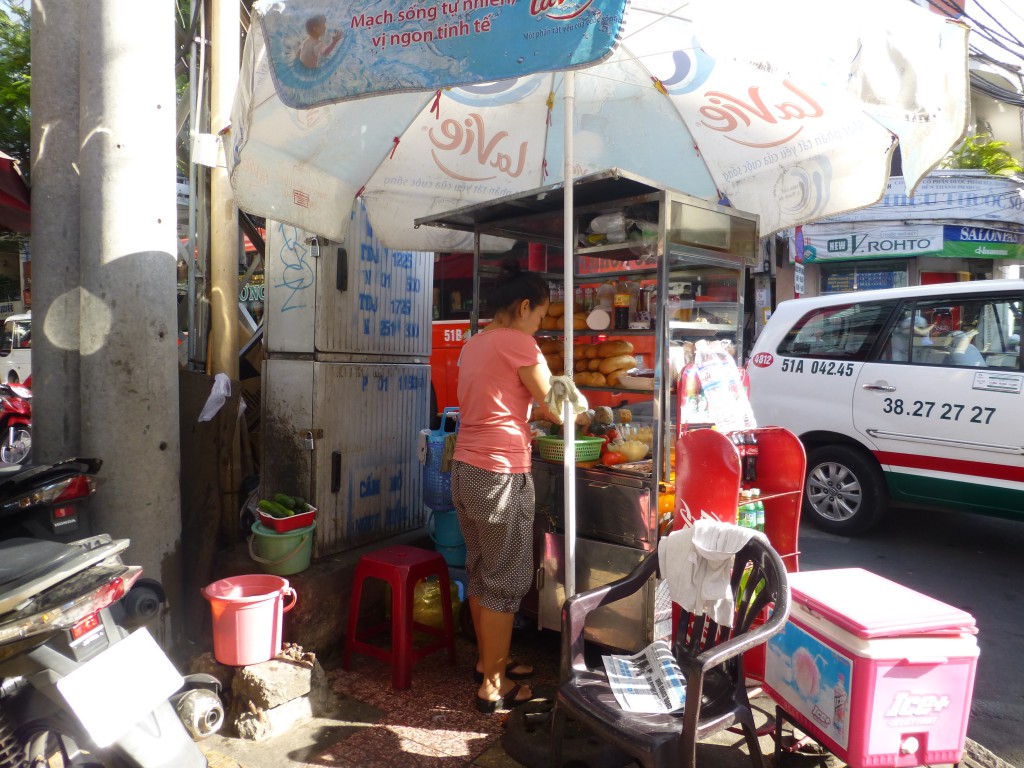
[942, 225, 1024, 259]
[257, 0, 626, 108]
[800, 223, 944, 262]
[818, 172, 1024, 226]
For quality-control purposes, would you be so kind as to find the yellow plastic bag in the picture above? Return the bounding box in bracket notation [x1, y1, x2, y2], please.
[413, 576, 462, 632]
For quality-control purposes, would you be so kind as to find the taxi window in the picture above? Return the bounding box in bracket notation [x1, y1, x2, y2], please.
[777, 301, 897, 360]
[882, 296, 1021, 370]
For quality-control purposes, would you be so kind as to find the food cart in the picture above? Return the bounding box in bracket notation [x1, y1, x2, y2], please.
[418, 169, 802, 652]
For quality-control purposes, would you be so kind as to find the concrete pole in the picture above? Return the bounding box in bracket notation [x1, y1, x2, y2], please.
[29, 0, 82, 462]
[78, 0, 183, 641]
[209, 0, 240, 377]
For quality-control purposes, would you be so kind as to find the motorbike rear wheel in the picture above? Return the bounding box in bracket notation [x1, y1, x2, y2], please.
[0, 425, 31, 465]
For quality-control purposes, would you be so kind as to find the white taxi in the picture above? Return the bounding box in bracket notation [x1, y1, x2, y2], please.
[746, 280, 1023, 534]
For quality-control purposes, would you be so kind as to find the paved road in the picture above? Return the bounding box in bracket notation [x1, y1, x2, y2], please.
[796, 505, 1024, 768]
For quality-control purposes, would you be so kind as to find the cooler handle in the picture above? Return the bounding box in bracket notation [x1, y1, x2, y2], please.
[900, 655, 948, 665]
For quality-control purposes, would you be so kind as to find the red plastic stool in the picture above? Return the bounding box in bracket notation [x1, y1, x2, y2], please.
[343, 545, 457, 689]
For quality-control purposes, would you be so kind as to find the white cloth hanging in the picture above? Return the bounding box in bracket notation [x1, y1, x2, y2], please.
[545, 375, 589, 419]
[658, 519, 760, 627]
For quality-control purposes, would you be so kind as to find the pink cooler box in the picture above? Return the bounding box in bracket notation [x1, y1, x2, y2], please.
[764, 568, 978, 768]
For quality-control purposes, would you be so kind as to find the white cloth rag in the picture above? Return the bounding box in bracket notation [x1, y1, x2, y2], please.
[658, 519, 759, 627]
[545, 375, 589, 421]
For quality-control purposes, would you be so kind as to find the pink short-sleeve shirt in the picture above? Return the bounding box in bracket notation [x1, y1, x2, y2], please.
[453, 328, 547, 473]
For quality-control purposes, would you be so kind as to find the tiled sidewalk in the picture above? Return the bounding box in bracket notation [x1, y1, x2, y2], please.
[318, 630, 564, 767]
[202, 628, 568, 768]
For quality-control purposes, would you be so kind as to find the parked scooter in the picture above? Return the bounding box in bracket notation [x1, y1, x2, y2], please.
[0, 534, 213, 767]
[0, 381, 30, 466]
[0, 457, 101, 544]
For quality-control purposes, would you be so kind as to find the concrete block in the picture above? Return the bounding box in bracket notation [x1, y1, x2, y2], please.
[232, 657, 317, 710]
[234, 695, 314, 742]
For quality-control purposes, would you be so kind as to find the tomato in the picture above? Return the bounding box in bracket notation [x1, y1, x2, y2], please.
[605, 427, 619, 442]
[601, 451, 626, 466]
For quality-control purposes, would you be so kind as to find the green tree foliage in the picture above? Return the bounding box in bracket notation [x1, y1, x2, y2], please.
[940, 132, 1023, 177]
[0, 1, 30, 171]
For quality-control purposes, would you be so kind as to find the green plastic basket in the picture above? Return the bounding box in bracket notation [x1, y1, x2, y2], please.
[536, 435, 605, 463]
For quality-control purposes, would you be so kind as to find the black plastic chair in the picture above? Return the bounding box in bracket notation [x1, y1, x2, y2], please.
[550, 535, 791, 768]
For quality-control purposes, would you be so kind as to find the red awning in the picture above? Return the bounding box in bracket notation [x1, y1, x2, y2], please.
[0, 151, 30, 234]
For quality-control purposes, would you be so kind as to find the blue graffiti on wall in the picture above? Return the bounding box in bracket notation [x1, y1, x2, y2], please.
[275, 224, 316, 311]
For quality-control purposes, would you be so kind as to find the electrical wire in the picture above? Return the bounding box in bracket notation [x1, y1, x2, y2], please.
[925, 0, 1024, 70]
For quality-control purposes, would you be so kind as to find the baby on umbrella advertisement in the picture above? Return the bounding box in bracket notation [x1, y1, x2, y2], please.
[256, 0, 627, 108]
[765, 620, 852, 750]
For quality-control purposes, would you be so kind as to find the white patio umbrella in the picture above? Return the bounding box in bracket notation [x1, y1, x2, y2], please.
[228, 0, 970, 596]
[230, 0, 969, 250]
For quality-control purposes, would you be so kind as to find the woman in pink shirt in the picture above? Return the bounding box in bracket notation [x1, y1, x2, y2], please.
[452, 261, 563, 713]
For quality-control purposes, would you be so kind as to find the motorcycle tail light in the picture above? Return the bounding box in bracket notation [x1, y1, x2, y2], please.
[0, 567, 141, 645]
[53, 476, 96, 503]
[71, 612, 101, 641]
[6, 474, 97, 510]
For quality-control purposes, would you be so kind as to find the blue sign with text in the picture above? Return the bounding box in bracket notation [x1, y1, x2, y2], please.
[258, 0, 626, 108]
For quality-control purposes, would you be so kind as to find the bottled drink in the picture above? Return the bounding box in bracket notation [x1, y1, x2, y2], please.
[742, 431, 759, 484]
[737, 490, 755, 529]
[751, 488, 765, 532]
[613, 291, 630, 330]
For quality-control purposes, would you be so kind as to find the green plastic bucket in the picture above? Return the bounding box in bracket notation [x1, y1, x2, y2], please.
[249, 520, 316, 576]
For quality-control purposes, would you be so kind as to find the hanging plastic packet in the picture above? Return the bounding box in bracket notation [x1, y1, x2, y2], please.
[691, 340, 756, 433]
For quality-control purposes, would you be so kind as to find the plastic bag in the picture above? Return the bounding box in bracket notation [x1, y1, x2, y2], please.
[412, 576, 462, 632]
[198, 373, 232, 422]
[589, 211, 626, 235]
[689, 340, 756, 432]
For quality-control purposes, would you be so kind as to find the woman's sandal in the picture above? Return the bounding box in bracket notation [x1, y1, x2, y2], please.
[474, 683, 532, 713]
[472, 661, 533, 684]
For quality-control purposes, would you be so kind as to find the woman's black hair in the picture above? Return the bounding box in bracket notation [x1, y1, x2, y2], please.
[485, 258, 549, 316]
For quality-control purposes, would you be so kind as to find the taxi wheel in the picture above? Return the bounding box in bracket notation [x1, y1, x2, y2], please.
[803, 445, 887, 535]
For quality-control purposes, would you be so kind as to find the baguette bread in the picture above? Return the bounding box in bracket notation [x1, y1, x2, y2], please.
[541, 315, 560, 331]
[598, 354, 637, 374]
[576, 371, 606, 387]
[574, 343, 596, 360]
[596, 339, 634, 357]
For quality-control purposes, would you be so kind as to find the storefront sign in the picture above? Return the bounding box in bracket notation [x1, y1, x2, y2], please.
[801, 223, 944, 262]
[822, 269, 900, 293]
[818, 172, 1024, 225]
[942, 225, 1024, 259]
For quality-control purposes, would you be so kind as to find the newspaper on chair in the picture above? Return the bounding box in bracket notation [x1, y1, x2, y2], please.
[602, 639, 687, 714]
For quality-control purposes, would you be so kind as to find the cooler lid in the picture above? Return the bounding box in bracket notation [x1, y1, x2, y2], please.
[788, 568, 977, 639]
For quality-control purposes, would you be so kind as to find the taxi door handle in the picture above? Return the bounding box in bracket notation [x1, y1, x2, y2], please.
[862, 383, 896, 392]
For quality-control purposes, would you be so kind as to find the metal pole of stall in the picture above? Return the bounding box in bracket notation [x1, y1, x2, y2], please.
[562, 70, 576, 599]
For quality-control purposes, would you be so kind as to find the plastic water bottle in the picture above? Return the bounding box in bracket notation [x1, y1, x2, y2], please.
[751, 489, 765, 533]
[737, 490, 755, 529]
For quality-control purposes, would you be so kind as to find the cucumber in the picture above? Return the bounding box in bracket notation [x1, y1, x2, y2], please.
[274, 492, 297, 510]
[258, 499, 292, 518]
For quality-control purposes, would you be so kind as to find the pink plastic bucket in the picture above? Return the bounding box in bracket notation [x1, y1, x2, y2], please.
[201, 574, 297, 666]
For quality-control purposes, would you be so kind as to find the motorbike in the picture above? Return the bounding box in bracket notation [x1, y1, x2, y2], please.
[0, 534, 217, 767]
[0, 458, 101, 544]
[0, 382, 30, 466]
